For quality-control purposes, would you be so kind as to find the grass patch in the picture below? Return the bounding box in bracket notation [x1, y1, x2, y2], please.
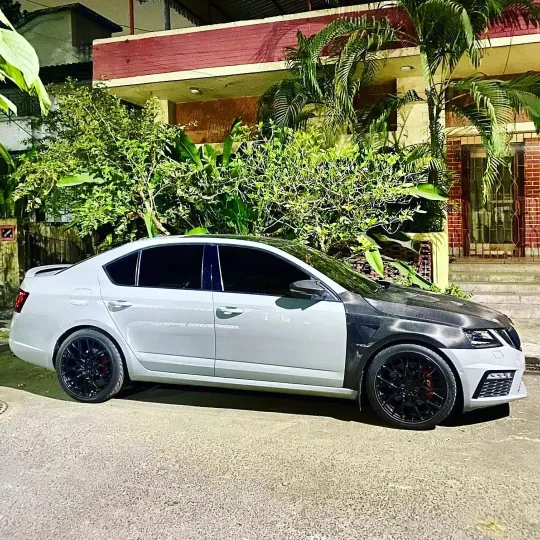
[0, 350, 70, 400]
[0, 328, 9, 340]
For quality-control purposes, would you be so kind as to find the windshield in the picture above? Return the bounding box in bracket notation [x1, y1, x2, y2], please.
[254, 238, 381, 295]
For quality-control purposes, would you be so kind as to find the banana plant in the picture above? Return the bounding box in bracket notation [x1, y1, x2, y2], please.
[0, 9, 50, 117]
[0, 7, 51, 208]
[172, 117, 244, 177]
[355, 181, 447, 278]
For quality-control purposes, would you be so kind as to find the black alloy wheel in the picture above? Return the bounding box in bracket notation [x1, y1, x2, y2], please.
[366, 344, 457, 430]
[56, 329, 125, 403]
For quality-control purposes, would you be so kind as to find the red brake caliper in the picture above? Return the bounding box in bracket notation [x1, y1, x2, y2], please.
[100, 356, 110, 375]
[423, 368, 434, 400]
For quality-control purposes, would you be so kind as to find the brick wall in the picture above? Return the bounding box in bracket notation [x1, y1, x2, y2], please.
[524, 138, 540, 251]
[175, 96, 259, 143]
[447, 138, 463, 250]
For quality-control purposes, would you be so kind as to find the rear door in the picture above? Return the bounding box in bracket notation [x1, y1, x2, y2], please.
[99, 243, 215, 376]
[213, 245, 347, 387]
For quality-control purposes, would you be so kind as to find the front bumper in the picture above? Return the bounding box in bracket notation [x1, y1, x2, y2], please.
[445, 344, 527, 411]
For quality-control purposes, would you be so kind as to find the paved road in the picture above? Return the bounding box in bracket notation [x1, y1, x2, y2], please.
[1, 375, 540, 540]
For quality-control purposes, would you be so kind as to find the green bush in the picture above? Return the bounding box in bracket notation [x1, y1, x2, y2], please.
[12, 85, 446, 286]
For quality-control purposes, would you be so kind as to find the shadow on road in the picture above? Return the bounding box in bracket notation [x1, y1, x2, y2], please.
[116, 382, 511, 429]
[1, 351, 512, 429]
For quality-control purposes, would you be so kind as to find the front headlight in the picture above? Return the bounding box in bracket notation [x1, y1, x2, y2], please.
[464, 329, 501, 349]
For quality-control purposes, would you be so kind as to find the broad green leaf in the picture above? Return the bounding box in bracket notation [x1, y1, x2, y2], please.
[357, 232, 380, 249]
[0, 59, 28, 90]
[0, 28, 40, 87]
[186, 227, 208, 235]
[387, 259, 411, 277]
[222, 135, 233, 166]
[203, 144, 217, 164]
[176, 130, 202, 167]
[0, 9, 15, 30]
[58, 173, 105, 187]
[0, 141, 14, 169]
[374, 231, 417, 252]
[365, 248, 384, 277]
[230, 116, 243, 136]
[410, 271, 432, 290]
[143, 211, 157, 238]
[0, 92, 17, 114]
[411, 183, 448, 201]
[32, 77, 51, 114]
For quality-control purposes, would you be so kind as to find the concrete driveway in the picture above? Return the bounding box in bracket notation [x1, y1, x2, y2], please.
[1, 375, 540, 540]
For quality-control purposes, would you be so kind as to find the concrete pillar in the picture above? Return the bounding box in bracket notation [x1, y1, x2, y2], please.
[0, 218, 20, 307]
[156, 99, 175, 124]
[396, 76, 431, 145]
[397, 76, 449, 288]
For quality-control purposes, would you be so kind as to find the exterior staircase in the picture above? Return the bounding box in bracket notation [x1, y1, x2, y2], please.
[450, 262, 540, 320]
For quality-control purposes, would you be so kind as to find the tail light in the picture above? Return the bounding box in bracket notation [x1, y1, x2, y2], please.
[14, 289, 29, 313]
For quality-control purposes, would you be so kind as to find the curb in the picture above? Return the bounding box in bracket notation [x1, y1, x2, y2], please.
[525, 356, 540, 371]
[0, 343, 9, 354]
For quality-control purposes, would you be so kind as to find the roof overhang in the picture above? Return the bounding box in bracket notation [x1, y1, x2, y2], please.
[93, 3, 540, 105]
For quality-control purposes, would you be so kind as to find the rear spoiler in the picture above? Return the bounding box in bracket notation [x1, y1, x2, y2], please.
[25, 264, 72, 278]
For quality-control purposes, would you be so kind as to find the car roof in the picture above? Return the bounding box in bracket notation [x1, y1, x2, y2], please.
[129, 235, 299, 249]
[136, 234, 295, 243]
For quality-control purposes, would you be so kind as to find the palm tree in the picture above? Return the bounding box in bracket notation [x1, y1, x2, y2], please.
[260, 1, 540, 193]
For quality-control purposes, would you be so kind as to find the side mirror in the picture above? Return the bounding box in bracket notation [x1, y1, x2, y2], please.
[290, 279, 327, 300]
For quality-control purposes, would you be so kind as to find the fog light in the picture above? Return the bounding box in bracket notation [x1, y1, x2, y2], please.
[486, 372, 513, 380]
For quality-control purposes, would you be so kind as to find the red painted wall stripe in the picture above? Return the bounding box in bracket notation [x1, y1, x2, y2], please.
[93, 8, 406, 80]
[93, 10, 540, 82]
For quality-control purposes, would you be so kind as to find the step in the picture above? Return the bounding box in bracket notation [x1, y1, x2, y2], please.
[471, 293, 540, 305]
[450, 272, 540, 283]
[473, 303, 540, 319]
[450, 263, 540, 274]
[460, 282, 540, 294]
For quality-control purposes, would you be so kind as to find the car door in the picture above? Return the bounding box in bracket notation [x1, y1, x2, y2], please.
[99, 243, 215, 376]
[213, 244, 347, 387]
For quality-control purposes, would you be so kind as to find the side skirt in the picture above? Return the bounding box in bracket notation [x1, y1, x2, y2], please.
[131, 371, 358, 400]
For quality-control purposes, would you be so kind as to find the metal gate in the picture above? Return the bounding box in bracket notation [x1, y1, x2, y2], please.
[454, 144, 540, 261]
[21, 231, 95, 272]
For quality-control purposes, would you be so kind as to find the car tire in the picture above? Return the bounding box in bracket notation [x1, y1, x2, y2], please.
[365, 343, 457, 430]
[56, 329, 125, 403]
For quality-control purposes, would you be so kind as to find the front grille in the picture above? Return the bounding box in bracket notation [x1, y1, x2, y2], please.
[474, 374, 514, 399]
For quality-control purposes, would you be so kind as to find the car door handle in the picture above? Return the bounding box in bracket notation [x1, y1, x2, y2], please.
[107, 300, 133, 310]
[216, 306, 244, 315]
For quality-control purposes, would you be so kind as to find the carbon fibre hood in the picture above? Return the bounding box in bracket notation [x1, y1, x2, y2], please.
[363, 285, 511, 329]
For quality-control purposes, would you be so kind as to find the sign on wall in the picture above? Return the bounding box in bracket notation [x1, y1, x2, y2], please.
[0, 225, 16, 242]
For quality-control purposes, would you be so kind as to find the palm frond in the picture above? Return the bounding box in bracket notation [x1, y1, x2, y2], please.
[451, 95, 512, 199]
[489, 0, 540, 27]
[497, 73, 540, 131]
[258, 78, 313, 131]
[401, 0, 486, 72]
[450, 77, 516, 154]
[286, 16, 397, 124]
[355, 90, 423, 142]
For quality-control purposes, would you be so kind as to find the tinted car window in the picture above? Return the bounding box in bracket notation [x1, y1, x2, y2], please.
[139, 245, 203, 290]
[105, 252, 138, 286]
[218, 246, 310, 296]
[194, 236, 381, 295]
[276, 243, 380, 295]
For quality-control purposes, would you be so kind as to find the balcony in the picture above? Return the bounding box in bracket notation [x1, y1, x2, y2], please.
[92, 4, 540, 107]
